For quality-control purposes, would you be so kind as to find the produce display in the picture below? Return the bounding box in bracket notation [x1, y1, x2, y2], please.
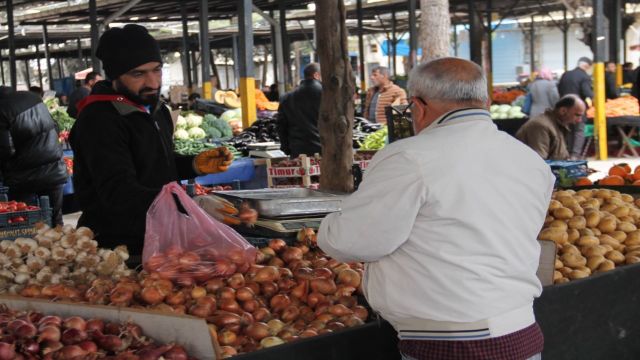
[491, 89, 526, 105]
[575, 163, 640, 187]
[358, 126, 387, 150]
[489, 104, 526, 119]
[254, 90, 279, 112]
[225, 113, 280, 156]
[0, 306, 195, 359]
[352, 118, 384, 149]
[214, 91, 241, 110]
[181, 184, 234, 196]
[586, 96, 640, 118]
[17, 226, 368, 357]
[538, 189, 640, 284]
[0, 224, 133, 297]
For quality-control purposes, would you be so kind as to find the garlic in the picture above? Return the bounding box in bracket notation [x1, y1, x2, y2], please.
[36, 269, 52, 283]
[51, 246, 66, 261]
[61, 224, 75, 234]
[34, 246, 51, 260]
[15, 264, 30, 274]
[75, 226, 95, 239]
[14, 272, 30, 285]
[114, 245, 130, 262]
[0, 240, 14, 252]
[85, 273, 97, 283]
[26, 256, 45, 272]
[34, 234, 54, 248]
[96, 261, 116, 276]
[60, 234, 78, 249]
[35, 222, 51, 235]
[15, 237, 38, 254]
[75, 236, 94, 252]
[80, 255, 100, 269]
[50, 274, 62, 284]
[0, 253, 10, 266]
[10, 258, 24, 268]
[8, 284, 23, 294]
[44, 228, 62, 241]
[64, 248, 77, 261]
[0, 269, 15, 280]
[4, 244, 21, 259]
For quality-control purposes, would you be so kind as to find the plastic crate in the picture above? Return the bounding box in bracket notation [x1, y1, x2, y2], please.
[244, 236, 297, 248]
[0, 185, 8, 202]
[546, 160, 588, 186]
[0, 196, 52, 240]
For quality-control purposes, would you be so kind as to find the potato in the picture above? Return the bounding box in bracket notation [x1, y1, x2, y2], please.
[625, 230, 640, 246]
[601, 244, 614, 252]
[555, 190, 574, 198]
[561, 244, 581, 255]
[567, 229, 580, 244]
[558, 196, 578, 208]
[597, 259, 616, 272]
[600, 203, 618, 213]
[579, 228, 595, 237]
[621, 194, 634, 203]
[598, 234, 620, 248]
[598, 217, 617, 233]
[544, 215, 555, 226]
[553, 207, 574, 220]
[619, 216, 635, 224]
[618, 221, 638, 233]
[548, 220, 568, 231]
[610, 231, 627, 243]
[538, 228, 568, 245]
[569, 270, 590, 280]
[548, 199, 563, 211]
[606, 250, 625, 265]
[577, 189, 594, 199]
[569, 205, 585, 216]
[594, 189, 613, 200]
[582, 245, 608, 257]
[583, 198, 601, 210]
[560, 252, 587, 268]
[587, 255, 606, 271]
[612, 206, 630, 218]
[608, 197, 626, 206]
[555, 259, 563, 269]
[625, 255, 640, 265]
[567, 216, 586, 230]
[559, 267, 573, 276]
[575, 266, 592, 275]
[635, 198, 640, 208]
[626, 250, 640, 258]
[593, 228, 602, 236]
[556, 277, 570, 284]
[577, 235, 600, 247]
[553, 270, 563, 282]
[625, 245, 640, 252]
[585, 211, 601, 228]
[573, 195, 587, 204]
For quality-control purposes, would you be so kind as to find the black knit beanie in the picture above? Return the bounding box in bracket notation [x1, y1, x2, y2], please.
[96, 24, 162, 80]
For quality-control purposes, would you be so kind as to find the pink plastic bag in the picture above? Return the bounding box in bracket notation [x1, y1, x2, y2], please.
[143, 182, 256, 284]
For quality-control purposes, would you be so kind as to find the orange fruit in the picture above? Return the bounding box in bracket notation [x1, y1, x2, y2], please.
[600, 175, 625, 186]
[633, 180, 640, 186]
[617, 163, 632, 174]
[574, 177, 593, 186]
[633, 169, 640, 181]
[634, 165, 640, 174]
[608, 165, 629, 177]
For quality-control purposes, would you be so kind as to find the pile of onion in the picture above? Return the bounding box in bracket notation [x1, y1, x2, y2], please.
[0, 306, 194, 359]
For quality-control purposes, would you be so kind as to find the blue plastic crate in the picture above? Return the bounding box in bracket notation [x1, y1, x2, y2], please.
[0, 196, 52, 240]
[546, 160, 588, 186]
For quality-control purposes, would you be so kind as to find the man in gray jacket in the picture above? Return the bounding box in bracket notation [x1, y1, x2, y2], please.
[557, 57, 593, 158]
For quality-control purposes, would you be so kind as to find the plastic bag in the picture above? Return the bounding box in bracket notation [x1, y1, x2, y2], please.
[143, 182, 256, 284]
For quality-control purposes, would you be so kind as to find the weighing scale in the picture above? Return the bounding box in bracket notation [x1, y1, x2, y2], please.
[210, 188, 345, 239]
[247, 142, 287, 158]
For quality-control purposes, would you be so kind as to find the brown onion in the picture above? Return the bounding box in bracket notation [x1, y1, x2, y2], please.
[164, 345, 188, 360]
[204, 278, 224, 293]
[261, 282, 279, 298]
[253, 308, 272, 322]
[299, 329, 318, 338]
[310, 279, 337, 295]
[253, 266, 280, 283]
[197, 295, 217, 309]
[218, 330, 237, 346]
[227, 273, 245, 289]
[277, 278, 297, 292]
[78, 340, 98, 353]
[218, 287, 236, 301]
[190, 286, 207, 299]
[245, 322, 270, 341]
[353, 306, 369, 321]
[242, 299, 259, 313]
[312, 268, 333, 280]
[282, 247, 303, 263]
[220, 346, 237, 357]
[328, 304, 353, 317]
[337, 269, 361, 288]
[279, 268, 293, 278]
[291, 281, 309, 299]
[293, 268, 314, 281]
[209, 312, 241, 328]
[337, 296, 357, 308]
[219, 299, 242, 314]
[188, 304, 213, 318]
[236, 287, 255, 302]
[140, 286, 165, 305]
[165, 291, 186, 306]
[268, 239, 287, 253]
[281, 306, 300, 323]
[307, 292, 326, 308]
[268, 257, 285, 267]
[326, 321, 346, 331]
[269, 294, 291, 313]
[109, 287, 133, 305]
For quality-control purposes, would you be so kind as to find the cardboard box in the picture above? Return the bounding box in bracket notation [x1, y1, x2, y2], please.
[170, 85, 189, 105]
[537, 240, 556, 286]
[0, 295, 217, 359]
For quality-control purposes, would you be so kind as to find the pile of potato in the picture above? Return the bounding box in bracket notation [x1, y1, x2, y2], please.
[538, 189, 640, 284]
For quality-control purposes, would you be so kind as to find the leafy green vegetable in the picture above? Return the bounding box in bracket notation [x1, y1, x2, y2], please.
[51, 108, 75, 132]
[174, 139, 218, 156]
[358, 126, 388, 150]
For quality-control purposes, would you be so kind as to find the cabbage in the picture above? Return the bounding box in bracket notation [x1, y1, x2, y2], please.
[221, 110, 239, 122]
[174, 128, 190, 140]
[498, 105, 511, 113]
[186, 113, 203, 128]
[176, 115, 187, 130]
[188, 127, 206, 140]
[490, 104, 500, 113]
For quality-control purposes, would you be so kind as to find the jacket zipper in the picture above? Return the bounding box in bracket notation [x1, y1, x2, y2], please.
[151, 115, 172, 167]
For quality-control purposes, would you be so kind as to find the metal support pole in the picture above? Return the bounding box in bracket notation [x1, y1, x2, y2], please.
[593, 0, 608, 160]
[191, 50, 199, 88]
[453, 25, 458, 57]
[43, 24, 54, 90]
[24, 60, 31, 87]
[57, 58, 64, 79]
[199, 0, 211, 99]
[225, 52, 230, 89]
[7, 0, 17, 90]
[468, 0, 482, 66]
[609, 0, 622, 86]
[279, 5, 291, 88]
[408, 0, 418, 69]
[232, 35, 239, 89]
[391, 10, 397, 77]
[0, 59, 4, 85]
[357, 0, 366, 91]
[180, 2, 193, 90]
[89, 0, 101, 75]
[76, 38, 82, 63]
[36, 45, 43, 89]
[486, 0, 493, 98]
[270, 10, 279, 87]
[253, 5, 285, 98]
[530, 16, 535, 75]
[238, 0, 257, 127]
[563, 9, 568, 72]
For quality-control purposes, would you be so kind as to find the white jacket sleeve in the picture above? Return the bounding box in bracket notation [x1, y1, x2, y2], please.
[318, 150, 426, 263]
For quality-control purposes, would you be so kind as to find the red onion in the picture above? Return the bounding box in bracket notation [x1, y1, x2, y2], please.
[20, 339, 39, 354]
[85, 318, 104, 333]
[95, 334, 124, 352]
[0, 342, 15, 360]
[38, 316, 62, 328]
[163, 345, 188, 360]
[77, 340, 98, 353]
[8, 319, 29, 333]
[38, 326, 61, 342]
[56, 345, 87, 359]
[61, 328, 88, 345]
[13, 323, 37, 339]
[63, 316, 86, 331]
[123, 322, 143, 340]
[40, 340, 63, 355]
[137, 344, 173, 360]
[103, 322, 121, 335]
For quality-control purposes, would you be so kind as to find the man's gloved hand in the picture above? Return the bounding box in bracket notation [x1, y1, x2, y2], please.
[193, 147, 234, 174]
[585, 97, 593, 108]
[194, 195, 241, 225]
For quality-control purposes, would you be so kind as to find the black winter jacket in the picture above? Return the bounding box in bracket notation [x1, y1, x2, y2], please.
[69, 81, 197, 255]
[277, 79, 322, 158]
[0, 89, 68, 192]
[557, 67, 594, 100]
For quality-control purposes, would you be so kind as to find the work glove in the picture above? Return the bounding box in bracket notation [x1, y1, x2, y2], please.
[193, 147, 234, 174]
[585, 97, 593, 108]
[194, 195, 241, 225]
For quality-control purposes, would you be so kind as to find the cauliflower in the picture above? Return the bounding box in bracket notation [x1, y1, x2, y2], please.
[174, 128, 190, 140]
[176, 115, 187, 130]
[186, 113, 203, 128]
[188, 127, 207, 140]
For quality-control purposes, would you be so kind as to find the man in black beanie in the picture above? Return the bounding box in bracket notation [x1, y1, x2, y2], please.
[70, 24, 233, 256]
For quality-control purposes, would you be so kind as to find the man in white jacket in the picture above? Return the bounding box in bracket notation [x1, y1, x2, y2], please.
[318, 57, 555, 360]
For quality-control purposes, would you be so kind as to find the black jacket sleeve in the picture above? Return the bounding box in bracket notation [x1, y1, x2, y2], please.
[581, 74, 594, 100]
[0, 127, 14, 160]
[277, 97, 291, 155]
[605, 73, 619, 99]
[175, 154, 198, 180]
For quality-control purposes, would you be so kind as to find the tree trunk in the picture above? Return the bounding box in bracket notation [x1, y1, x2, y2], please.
[315, 0, 355, 193]
[420, 0, 451, 62]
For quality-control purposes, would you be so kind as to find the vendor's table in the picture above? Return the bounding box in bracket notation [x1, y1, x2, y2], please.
[587, 116, 640, 156]
[534, 263, 640, 360]
[180, 157, 256, 186]
[493, 117, 528, 136]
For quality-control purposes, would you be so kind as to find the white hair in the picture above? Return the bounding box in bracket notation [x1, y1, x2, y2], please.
[407, 57, 489, 105]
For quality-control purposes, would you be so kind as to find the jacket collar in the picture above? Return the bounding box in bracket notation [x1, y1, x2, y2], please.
[87, 80, 163, 116]
[420, 108, 492, 134]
